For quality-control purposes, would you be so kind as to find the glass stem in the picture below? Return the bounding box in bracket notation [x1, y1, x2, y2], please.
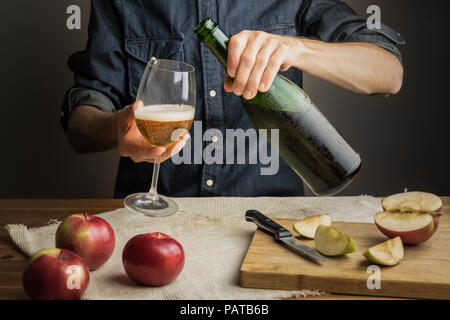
[147, 160, 160, 201]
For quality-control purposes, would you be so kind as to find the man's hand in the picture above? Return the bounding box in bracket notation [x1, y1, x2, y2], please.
[224, 30, 403, 97]
[67, 103, 189, 161]
[224, 31, 298, 100]
[116, 103, 189, 163]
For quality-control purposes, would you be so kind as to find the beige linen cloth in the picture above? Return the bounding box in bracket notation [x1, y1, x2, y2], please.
[6, 196, 382, 300]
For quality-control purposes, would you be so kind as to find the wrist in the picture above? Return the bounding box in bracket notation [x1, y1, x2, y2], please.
[291, 37, 315, 71]
[111, 108, 121, 140]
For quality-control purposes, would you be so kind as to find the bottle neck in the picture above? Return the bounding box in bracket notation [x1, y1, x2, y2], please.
[195, 19, 229, 69]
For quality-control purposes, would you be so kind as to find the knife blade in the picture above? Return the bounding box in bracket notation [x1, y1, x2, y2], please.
[245, 210, 326, 263]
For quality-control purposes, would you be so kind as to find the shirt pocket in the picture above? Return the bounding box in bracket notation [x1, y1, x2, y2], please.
[125, 36, 184, 99]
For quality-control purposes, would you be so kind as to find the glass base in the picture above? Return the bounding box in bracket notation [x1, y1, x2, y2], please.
[124, 193, 179, 217]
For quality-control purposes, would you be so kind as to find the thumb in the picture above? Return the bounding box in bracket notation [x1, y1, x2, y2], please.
[128, 100, 145, 121]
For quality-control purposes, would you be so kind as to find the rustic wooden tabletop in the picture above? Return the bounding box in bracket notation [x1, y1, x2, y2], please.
[2, 198, 446, 300]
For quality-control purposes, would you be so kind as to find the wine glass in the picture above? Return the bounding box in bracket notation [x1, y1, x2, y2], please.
[124, 59, 195, 217]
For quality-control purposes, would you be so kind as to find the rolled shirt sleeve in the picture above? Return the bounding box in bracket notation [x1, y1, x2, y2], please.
[60, 0, 127, 132]
[297, 0, 405, 62]
[61, 88, 116, 132]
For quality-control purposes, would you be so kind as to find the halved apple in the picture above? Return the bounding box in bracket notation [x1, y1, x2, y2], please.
[374, 211, 436, 244]
[363, 236, 404, 266]
[382, 191, 442, 212]
[314, 225, 356, 256]
[293, 214, 331, 239]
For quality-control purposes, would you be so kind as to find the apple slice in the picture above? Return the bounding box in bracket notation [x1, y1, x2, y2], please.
[382, 191, 442, 212]
[314, 225, 356, 256]
[363, 236, 404, 266]
[374, 211, 436, 244]
[293, 214, 331, 239]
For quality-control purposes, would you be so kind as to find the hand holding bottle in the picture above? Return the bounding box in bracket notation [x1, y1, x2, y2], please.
[223, 30, 303, 100]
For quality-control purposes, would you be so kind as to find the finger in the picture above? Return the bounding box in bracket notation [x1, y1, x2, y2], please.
[244, 41, 277, 99]
[129, 100, 144, 127]
[130, 156, 157, 163]
[166, 133, 189, 156]
[224, 74, 233, 92]
[129, 133, 187, 163]
[259, 48, 284, 93]
[169, 140, 187, 157]
[160, 133, 190, 161]
[130, 100, 144, 122]
[169, 129, 190, 144]
[227, 31, 249, 78]
[279, 63, 290, 72]
[133, 145, 166, 160]
[159, 140, 187, 162]
[125, 127, 166, 153]
[134, 100, 144, 109]
[233, 33, 265, 97]
[122, 134, 166, 162]
[182, 133, 191, 141]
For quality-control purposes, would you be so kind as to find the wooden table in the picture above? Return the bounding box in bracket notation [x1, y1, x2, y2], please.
[2, 198, 447, 300]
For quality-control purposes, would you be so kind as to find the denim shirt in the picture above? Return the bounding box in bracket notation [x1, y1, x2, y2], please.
[61, 0, 404, 198]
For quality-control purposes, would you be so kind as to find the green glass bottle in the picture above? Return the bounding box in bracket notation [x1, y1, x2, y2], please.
[195, 19, 361, 196]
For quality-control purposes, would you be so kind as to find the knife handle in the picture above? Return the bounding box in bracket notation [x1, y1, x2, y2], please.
[245, 210, 292, 239]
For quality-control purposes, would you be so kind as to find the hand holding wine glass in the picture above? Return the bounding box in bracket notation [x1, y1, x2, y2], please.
[116, 102, 190, 163]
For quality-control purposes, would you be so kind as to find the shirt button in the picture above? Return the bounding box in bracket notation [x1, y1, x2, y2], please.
[206, 179, 214, 187]
[209, 90, 216, 98]
[211, 136, 218, 143]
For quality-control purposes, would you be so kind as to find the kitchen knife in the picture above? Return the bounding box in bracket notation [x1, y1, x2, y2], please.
[245, 210, 326, 263]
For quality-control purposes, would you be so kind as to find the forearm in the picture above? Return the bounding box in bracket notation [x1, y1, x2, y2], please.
[66, 106, 119, 154]
[292, 38, 403, 95]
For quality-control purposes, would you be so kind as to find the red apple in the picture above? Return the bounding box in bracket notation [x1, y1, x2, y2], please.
[378, 191, 442, 244]
[55, 213, 115, 270]
[374, 211, 436, 244]
[382, 191, 442, 212]
[122, 232, 185, 286]
[23, 248, 89, 300]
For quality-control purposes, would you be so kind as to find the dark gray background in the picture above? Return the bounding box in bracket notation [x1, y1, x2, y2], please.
[0, 0, 448, 198]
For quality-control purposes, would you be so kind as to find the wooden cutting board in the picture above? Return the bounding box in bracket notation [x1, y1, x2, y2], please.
[239, 213, 450, 299]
